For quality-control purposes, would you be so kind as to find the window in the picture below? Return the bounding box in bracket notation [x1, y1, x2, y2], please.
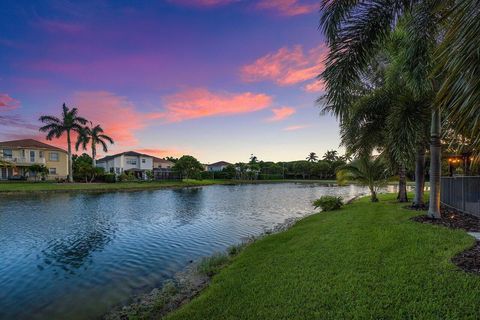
[30, 151, 35, 163]
[142, 159, 146, 164]
[109, 168, 114, 173]
[126, 159, 137, 165]
[49, 152, 59, 161]
[3, 149, 12, 158]
[49, 168, 57, 175]
[21, 150, 26, 157]
[39, 151, 44, 158]
[115, 168, 120, 174]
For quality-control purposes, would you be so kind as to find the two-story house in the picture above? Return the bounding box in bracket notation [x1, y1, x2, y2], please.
[0, 139, 68, 180]
[96, 151, 154, 180]
[207, 161, 232, 172]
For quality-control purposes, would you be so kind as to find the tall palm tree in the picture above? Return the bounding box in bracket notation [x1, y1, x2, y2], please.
[76, 122, 114, 167]
[306, 152, 318, 162]
[323, 150, 338, 162]
[319, 1, 443, 217]
[337, 157, 390, 202]
[39, 103, 87, 182]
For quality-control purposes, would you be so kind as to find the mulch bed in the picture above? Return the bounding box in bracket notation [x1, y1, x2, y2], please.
[411, 206, 480, 274]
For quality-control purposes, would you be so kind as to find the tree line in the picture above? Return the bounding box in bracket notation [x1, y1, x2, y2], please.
[319, 0, 480, 217]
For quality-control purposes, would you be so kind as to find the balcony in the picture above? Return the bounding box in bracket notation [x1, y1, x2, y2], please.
[0, 156, 46, 165]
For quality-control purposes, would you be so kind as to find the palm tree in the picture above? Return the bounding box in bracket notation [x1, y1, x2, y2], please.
[39, 103, 87, 182]
[76, 122, 114, 167]
[337, 157, 390, 202]
[319, 1, 443, 217]
[323, 150, 338, 162]
[306, 152, 318, 162]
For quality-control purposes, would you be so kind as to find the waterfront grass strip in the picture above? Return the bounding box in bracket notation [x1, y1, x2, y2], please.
[167, 194, 480, 319]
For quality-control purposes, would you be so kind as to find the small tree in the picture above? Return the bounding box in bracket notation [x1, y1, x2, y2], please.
[173, 155, 204, 179]
[73, 153, 103, 183]
[337, 157, 390, 202]
[29, 164, 49, 181]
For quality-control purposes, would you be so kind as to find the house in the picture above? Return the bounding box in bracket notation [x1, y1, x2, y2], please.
[96, 151, 154, 180]
[207, 161, 232, 172]
[0, 139, 68, 180]
[152, 157, 175, 169]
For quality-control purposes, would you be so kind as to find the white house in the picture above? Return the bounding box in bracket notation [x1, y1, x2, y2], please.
[96, 151, 154, 180]
[207, 161, 232, 172]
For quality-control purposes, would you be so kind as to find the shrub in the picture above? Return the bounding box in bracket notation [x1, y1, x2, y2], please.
[227, 243, 245, 257]
[197, 253, 229, 276]
[118, 171, 137, 182]
[312, 196, 343, 212]
[104, 173, 116, 183]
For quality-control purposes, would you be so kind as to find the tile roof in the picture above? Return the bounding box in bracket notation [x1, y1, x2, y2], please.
[0, 139, 66, 152]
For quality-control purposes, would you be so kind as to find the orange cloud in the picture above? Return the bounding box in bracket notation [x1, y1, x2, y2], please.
[283, 124, 310, 131]
[135, 148, 185, 158]
[304, 79, 325, 93]
[255, 0, 317, 16]
[72, 91, 146, 147]
[241, 44, 327, 87]
[169, 0, 237, 7]
[152, 88, 273, 122]
[0, 94, 20, 110]
[267, 107, 296, 122]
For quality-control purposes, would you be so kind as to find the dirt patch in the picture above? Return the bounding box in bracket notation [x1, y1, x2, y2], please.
[411, 207, 480, 232]
[411, 207, 480, 274]
[452, 242, 480, 274]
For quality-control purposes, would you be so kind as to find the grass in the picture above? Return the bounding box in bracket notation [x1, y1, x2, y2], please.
[0, 179, 337, 193]
[166, 193, 480, 320]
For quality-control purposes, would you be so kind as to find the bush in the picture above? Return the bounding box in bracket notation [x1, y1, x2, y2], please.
[118, 172, 137, 182]
[312, 196, 343, 212]
[197, 253, 229, 276]
[103, 173, 116, 183]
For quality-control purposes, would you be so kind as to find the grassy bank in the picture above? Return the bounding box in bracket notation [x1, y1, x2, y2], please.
[0, 179, 337, 193]
[165, 194, 480, 319]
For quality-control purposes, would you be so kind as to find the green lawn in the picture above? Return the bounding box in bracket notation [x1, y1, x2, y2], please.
[0, 179, 337, 193]
[167, 194, 480, 319]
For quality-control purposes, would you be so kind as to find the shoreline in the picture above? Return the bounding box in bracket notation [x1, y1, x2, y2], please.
[103, 211, 313, 320]
[0, 179, 338, 195]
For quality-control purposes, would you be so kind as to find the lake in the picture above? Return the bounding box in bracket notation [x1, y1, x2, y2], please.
[0, 183, 374, 320]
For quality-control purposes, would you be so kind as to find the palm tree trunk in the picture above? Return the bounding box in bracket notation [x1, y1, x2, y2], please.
[91, 142, 96, 167]
[428, 109, 441, 218]
[413, 146, 426, 208]
[397, 164, 408, 202]
[67, 130, 73, 183]
[369, 186, 378, 202]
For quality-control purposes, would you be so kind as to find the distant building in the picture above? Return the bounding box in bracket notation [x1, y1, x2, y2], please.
[152, 157, 175, 169]
[207, 161, 232, 172]
[0, 139, 68, 180]
[96, 151, 153, 180]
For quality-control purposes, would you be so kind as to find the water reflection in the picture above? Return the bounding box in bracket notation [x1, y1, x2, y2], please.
[0, 183, 372, 320]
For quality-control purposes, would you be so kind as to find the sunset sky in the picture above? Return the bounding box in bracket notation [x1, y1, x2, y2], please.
[0, 0, 341, 163]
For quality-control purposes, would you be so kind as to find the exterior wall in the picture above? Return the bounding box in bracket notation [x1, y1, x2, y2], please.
[0, 147, 68, 180]
[208, 165, 227, 172]
[154, 160, 174, 169]
[96, 155, 153, 175]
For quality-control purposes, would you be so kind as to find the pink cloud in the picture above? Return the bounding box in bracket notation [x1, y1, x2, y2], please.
[267, 107, 296, 122]
[241, 44, 327, 86]
[283, 124, 310, 131]
[169, 0, 238, 7]
[304, 79, 325, 93]
[135, 148, 185, 158]
[255, 0, 317, 16]
[0, 94, 20, 111]
[72, 91, 146, 147]
[37, 19, 85, 34]
[151, 88, 273, 122]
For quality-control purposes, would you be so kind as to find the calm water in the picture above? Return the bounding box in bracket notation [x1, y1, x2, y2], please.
[0, 183, 373, 320]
